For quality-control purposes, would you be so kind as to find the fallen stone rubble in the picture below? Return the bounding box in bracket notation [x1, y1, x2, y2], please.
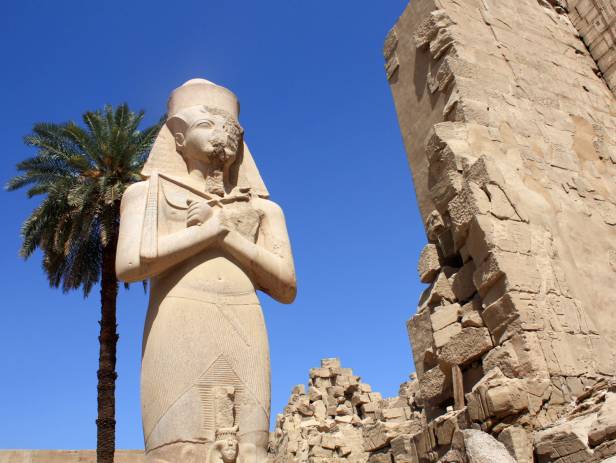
[270, 359, 616, 462]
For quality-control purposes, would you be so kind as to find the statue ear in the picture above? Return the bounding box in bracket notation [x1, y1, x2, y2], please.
[167, 115, 188, 152]
[174, 132, 185, 151]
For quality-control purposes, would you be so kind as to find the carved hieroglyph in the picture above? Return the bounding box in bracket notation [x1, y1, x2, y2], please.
[116, 78, 296, 463]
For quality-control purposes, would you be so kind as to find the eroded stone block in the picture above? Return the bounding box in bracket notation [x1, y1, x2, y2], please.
[437, 327, 493, 366]
[418, 243, 441, 283]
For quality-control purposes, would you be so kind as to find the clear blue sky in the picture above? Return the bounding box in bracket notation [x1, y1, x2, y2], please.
[0, 0, 425, 450]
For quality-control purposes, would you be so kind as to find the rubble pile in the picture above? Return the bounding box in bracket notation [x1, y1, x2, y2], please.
[271, 361, 616, 462]
[270, 359, 423, 463]
[534, 379, 616, 463]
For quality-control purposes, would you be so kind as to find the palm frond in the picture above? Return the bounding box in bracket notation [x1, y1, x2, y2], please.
[9, 103, 163, 294]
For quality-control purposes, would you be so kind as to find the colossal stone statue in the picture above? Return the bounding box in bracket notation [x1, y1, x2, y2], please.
[116, 78, 297, 463]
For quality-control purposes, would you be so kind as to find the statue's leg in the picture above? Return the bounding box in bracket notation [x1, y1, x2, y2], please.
[232, 303, 271, 463]
[142, 298, 221, 463]
[240, 430, 270, 463]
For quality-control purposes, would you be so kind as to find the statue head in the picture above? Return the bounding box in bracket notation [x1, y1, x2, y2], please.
[141, 78, 270, 198]
[212, 426, 239, 463]
[219, 437, 239, 463]
[168, 105, 243, 169]
[166, 79, 243, 170]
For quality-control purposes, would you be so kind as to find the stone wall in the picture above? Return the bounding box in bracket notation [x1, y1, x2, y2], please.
[386, 0, 616, 429]
[270, 1, 616, 461]
[0, 450, 144, 463]
[565, 0, 616, 92]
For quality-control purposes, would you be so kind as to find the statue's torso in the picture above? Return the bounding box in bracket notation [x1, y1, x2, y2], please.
[150, 175, 264, 301]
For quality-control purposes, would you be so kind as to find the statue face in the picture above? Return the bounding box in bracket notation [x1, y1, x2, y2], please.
[220, 439, 238, 462]
[174, 107, 241, 168]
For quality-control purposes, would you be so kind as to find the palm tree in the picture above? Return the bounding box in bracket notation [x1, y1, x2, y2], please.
[7, 104, 163, 463]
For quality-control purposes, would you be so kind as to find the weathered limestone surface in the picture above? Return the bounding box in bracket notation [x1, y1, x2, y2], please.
[387, 0, 616, 423]
[565, 0, 616, 92]
[374, 0, 616, 460]
[0, 450, 144, 463]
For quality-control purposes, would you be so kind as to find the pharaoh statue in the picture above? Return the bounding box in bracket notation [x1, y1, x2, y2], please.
[116, 78, 297, 463]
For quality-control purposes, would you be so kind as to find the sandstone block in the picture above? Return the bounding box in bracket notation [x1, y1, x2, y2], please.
[406, 310, 436, 376]
[419, 366, 452, 406]
[433, 322, 462, 349]
[310, 367, 332, 379]
[588, 392, 616, 446]
[327, 385, 344, 398]
[313, 400, 326, 420]
[430, 169, 464, 215]
[390, 434, 419, 463]
[482, 343, 520, 378]
[308, 386, 322, 402]
[299, 418, 318, 428]
[437, 327, 493, 366]
[422, 270, 456, 307]
[418, 243, 441, 283]
[460, 299, 484, 328]
[426, 209, 446, 242]
[466, 215, 532, 266]
[473, 252, 541, 298]
[309, 445, 333, 458]
[382, 407, 405, 421]
[449, 260, 477, 302]
[431, 303, 461, 331]
[321, 358, 341, 368]
[433, 409, 469, 447]
[335, 415, 353, 424]
[362, 402, 381, 414]
[307, 434, 321, 447]
[291, 384, 305, 395]
[486, 183, 518, 220]
[498, 426, 533, 463]
[534, 414, 595, 462]
[463, 429, 516, 463]
[352, 393, 371, 407]
[486, 381, 529, 418]
[296, 401, 314, 417]
[331, 367, 354, 376]
[360, 383, 373, 393]
[368, 453, 394, 463]
[312, 377, 331, 389]
[448, 182, 491, 248]
[336, 402, 352, 416]
[320, 434, 336, 450]
[467, 368, 529, 421]
[481, 292, 538, 345]
[363, 422, 392, 452]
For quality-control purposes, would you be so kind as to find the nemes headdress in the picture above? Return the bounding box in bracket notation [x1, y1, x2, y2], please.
[142, 78, 268, 197]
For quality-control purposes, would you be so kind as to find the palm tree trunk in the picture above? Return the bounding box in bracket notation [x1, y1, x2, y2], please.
[97, 214, 120, 463]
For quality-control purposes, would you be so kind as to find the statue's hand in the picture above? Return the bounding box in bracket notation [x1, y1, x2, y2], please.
[194, 207, 231, 245]
[186, 199, 214, 227]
